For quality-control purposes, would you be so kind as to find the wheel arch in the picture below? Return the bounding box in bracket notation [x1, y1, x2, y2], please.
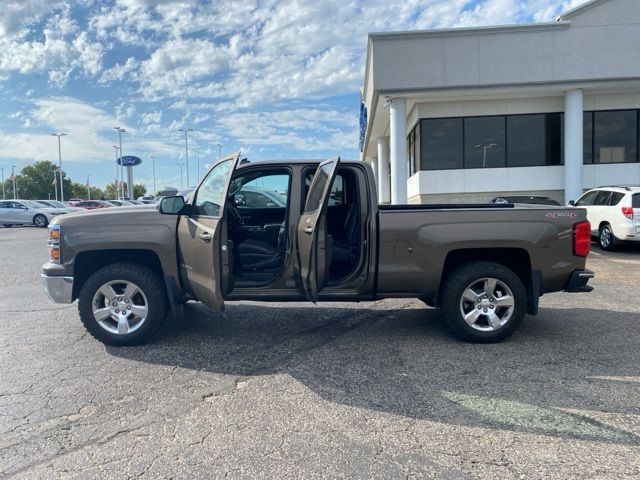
[438, 248, 537, 314]
[71, 249, 179, 315]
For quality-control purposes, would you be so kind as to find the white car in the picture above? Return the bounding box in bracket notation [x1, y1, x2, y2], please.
[35, 199, 85, 213]
[0, 200, 67, 228]
[571, 185, 640, 250]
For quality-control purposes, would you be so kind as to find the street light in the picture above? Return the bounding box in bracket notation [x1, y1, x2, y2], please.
[196, 148, 200, 184]
[0, 167, 4, 200]
[177, 163, 185, 188]
[215, 142, 222, 160]
[11, 165, 17, 199]
[178, 128, 193, 187]
[51, 133, 66, 201]
[473, 143, 498, 168]
[112, 145, 121, 199]
[149, 154, 157, 195]
[114, 127, 127, 198]
[86, 174, 91, 200]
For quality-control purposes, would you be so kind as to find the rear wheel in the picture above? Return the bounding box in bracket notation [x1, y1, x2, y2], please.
[78, 263, 168, 346]
[598, 224, 616, 251]
[33, 214, 48, 228]
[440, 262, 527, 343]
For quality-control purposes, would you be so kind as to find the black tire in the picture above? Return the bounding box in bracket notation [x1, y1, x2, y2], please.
[598, 224, 616, 251]
[33, 214, 48, 228]
[439, 261, 527, 343]
[78, 262, 168, 346]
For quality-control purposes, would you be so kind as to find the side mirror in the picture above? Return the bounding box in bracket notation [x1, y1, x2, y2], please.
[568, 200, 576, 206]
[159, 196, 186, 215]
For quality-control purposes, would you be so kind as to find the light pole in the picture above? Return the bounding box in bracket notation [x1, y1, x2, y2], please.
[86, 174, 91, 200]
[114, 127, 130, 198]
[177, 163, 184, 188]
[112, 145, 121, 199]
[51, 133, 66, 201]
[178, 128, 192, 187]
[473, 143, 498, 168]
[215, 142, 222, 160]
[0, 167, 4, 200]
[11, 165, 17, 199]
[53, 168, 58, 201]
[196, 148, 200, 184]
[149, 154, 157, 195]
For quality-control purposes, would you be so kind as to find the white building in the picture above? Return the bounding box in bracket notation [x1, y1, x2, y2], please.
[360, 0, 640, 204]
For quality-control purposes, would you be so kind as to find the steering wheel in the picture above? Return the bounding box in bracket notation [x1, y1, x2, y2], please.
[226, 202, 244, 226]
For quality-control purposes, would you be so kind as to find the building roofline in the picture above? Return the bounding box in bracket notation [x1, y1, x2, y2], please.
[367, 20, 570, 41]
[558, 0, 610, 20]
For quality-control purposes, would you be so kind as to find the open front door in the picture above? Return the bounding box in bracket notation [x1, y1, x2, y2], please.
[296, 156, 340, 302]
[177, 153, 241, 312]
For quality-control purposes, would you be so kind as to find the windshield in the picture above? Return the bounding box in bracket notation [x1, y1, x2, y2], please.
[23, 200, 44, 208]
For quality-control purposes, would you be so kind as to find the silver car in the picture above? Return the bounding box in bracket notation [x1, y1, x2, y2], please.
[35, 200, 86, 213]
[0, 200, 67, 228]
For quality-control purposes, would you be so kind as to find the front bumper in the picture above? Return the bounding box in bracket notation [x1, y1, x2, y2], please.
[564, 269, 594, 293]
[42, 274, 74, 303]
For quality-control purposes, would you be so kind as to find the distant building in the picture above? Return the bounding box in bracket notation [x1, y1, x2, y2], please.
[360, 0, 640, 204]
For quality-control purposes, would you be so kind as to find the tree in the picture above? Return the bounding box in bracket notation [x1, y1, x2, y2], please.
[7, 161, 71, 200]
[69, 182, 104, 200]
[102, 182, 146, 199]
[133, 184, 147, 199]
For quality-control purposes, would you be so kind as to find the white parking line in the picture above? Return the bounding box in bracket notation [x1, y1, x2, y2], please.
[590, 250, 601, 256]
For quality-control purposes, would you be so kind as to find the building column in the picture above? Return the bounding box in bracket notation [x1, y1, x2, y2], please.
[389, 97, 408, 204]
[370, 157, 378, 189]
[564, 89, 584, 204]
[377, 137, 391, 204]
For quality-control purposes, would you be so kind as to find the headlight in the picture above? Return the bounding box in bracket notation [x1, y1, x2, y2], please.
[48, 224, 61, 263]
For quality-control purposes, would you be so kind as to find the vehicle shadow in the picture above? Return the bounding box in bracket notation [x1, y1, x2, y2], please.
[108, 301, 640, 446]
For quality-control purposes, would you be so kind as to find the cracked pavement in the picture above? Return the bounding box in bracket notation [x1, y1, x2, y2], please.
[1, 227, 639, 479]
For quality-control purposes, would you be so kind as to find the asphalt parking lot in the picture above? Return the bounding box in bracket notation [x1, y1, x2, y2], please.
[1, 227, 639, 479]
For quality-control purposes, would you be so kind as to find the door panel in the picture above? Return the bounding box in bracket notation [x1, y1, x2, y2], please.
[177, 153, 240, 311]
[296, 157, 340, 302]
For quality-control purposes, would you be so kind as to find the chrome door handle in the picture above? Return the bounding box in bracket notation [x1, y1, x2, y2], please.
[199, 232, 212, 242]
[303, 226, 313, 235]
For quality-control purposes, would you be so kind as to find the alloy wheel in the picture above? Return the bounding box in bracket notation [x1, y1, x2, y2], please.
[459, 277, 515, 331]
[91, 280, 149, 335]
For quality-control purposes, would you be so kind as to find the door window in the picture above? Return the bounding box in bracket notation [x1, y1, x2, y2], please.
[194, 159, 234, 217]
[593, 191, 612, 206]
[575, 191, 598, 206]
[237, 174, 289, 209]
[608, 192, 625, 206]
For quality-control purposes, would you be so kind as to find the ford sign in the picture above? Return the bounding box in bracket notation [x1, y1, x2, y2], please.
[117, 155, 143, 167]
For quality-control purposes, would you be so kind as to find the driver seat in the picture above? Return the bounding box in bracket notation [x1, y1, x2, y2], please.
[237, 224, 285, 272]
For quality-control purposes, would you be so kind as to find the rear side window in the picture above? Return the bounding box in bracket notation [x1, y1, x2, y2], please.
[633, 194, 640, 208]
[608, 192, 625, 205]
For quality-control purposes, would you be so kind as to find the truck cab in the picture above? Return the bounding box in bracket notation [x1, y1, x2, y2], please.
[163, 154, 375, 311]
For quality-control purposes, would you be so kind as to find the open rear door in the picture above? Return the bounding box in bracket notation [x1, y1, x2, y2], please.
[177, 153, 241, 312]
[296, 157, 340, 302]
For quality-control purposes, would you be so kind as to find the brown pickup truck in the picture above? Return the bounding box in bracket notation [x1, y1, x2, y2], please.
[42, 154, 594, 345]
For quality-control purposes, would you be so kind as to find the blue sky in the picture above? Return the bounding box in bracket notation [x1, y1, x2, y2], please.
[0, 0, 581, 193]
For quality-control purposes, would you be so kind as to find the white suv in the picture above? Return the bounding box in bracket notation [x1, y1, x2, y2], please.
[571, 186, 640, 250]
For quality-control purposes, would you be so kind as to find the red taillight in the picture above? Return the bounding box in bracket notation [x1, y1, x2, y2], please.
[573, 220, 591, 257]
[622, 207, 634, 220]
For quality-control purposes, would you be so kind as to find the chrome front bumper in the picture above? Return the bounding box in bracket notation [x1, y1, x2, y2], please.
[42, 274, 74, 303]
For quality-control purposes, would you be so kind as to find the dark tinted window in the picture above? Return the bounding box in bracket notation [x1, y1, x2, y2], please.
[507, 115, 546, 167]
[546, 113, 563, 166]
[464, 116, 506, 168]
[304, 163, 333, 213]
[583, 112, 593, 164]
[593, 191, 612, 206]
[0, 201, 10, 208]
[608, 192, 625, 205]
[575, 191, 598, 206]
[420, 118, 463, 170]
[594, 110, 638, 163]
[632, 194, 640, 208]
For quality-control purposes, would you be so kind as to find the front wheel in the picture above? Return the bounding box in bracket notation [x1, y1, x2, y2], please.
[439, 262, 527, 343]
[78, 263, 168, 346]
[33, 214, 48, 228]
